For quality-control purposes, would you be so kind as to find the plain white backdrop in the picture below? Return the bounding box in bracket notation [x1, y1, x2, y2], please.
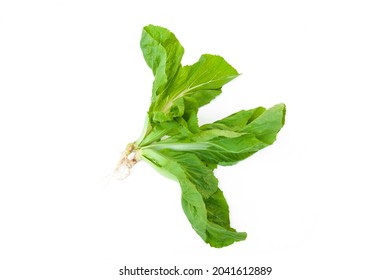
[1, 1, 390, 279]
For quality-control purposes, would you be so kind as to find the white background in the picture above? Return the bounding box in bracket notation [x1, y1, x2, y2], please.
[1, 1, 390, 279]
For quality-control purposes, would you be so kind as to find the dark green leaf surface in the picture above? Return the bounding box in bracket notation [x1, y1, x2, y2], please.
[141, 149, 246, 247]
[141, 25, 184, 98]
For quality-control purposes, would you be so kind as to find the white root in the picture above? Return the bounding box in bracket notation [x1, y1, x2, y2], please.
[114, 143, 140, 180]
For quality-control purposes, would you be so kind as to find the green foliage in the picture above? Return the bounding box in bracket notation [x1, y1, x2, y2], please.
[127, 25, 286, 248]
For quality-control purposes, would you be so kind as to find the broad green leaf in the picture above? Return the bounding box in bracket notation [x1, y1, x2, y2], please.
[146, 104, 286, 165]
[167, 54, 239, 107]
[140, 25, 184, 98]
[140, 148, 246, 247]
[196, 103, 286, 165]
[150, 54, 239, 122]
[145, 135, 260, 166]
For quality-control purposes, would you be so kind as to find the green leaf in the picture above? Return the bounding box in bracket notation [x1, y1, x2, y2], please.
[196, 103, 286, 165]
[167, 54, 239, 107]
[150, 54, 239, 123]
[140, 148, 246, 247]
[140, 25, 184, 98]
[146, 104, 286, 166]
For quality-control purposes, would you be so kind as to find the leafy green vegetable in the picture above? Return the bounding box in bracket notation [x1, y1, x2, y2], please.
[116, 25, 286, 248]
